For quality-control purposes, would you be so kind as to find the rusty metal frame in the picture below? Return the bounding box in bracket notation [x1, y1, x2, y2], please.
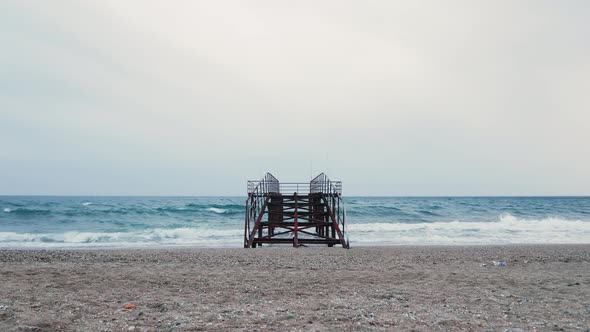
[244, 173, 349, 249]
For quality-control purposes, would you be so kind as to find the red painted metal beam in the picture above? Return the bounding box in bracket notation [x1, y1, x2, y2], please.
[246, 196, 270, 248]
[321, 196, 347, 248]
[254, 238, 341, 244]
[293, 192, 299, 247]
[243, 195, 250, 248]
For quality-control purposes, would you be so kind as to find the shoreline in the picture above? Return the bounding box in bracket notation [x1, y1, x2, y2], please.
[0, 242, 589, 250]
[1, 245, 589, 331]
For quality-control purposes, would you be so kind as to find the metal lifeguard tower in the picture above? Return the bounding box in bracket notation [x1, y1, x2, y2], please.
[244, 173, 349, 248]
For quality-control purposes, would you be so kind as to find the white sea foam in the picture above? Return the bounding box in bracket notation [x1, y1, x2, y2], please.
[3, 208, 11, 213]
[0, 214, 588, 248]
[347, 214, 590, 245]
[207, 207, 227, 214]
[82, 202, 93, 206]
[0, 227, 243, 248]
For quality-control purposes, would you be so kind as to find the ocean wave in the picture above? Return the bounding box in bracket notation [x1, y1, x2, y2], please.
[1, 207, 52, 216]
[417, 210, 441, 216]
[0, 227, 242, 247]
[153, 203, 243, 215]
[347, 214, 590, 245]
[207, 207, 227, 214]
[187, 203, 243, 210]
[65, 204, 244, 217]
[1, 201, 245, 218]
[346, 205, 408, 217]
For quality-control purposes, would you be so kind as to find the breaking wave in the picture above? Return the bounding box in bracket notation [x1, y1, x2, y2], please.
[0, 203, 243, 218]
[348, 214, 590, 245]
[1, 214, 587, 248]
[1, 196, 589, 248]
[0, 227, 242, 248]
[207, 207, 227, 214]
[0, 207, 52, 216]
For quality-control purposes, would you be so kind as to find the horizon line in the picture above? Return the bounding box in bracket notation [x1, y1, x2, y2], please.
[1, 194, 589, 198]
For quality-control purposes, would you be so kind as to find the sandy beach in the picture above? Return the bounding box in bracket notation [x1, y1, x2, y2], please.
[0, 245, 588, 331]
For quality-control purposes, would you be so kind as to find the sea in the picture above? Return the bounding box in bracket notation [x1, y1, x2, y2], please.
[0, 196, 589, 248]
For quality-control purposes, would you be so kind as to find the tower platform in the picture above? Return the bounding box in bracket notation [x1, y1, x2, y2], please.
[244, 173, 349, 248]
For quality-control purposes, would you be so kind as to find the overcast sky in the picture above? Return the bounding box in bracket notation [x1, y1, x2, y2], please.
[1, 1, 589, 196]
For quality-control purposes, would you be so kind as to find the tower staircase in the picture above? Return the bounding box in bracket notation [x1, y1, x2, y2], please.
[244, 173, 349, 248]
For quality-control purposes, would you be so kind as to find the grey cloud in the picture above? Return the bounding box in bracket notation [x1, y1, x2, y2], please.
[1, 0, 589, 195]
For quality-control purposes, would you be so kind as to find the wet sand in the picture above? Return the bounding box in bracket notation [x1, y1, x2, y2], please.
[0, 245, 589, 331]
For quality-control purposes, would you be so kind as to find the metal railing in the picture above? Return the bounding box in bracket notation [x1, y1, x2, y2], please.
[311, 173, 348, 246]
[245, 173, 278, 247]
[248, 174, 342, 195]
[310, 173, 342, 195]
[247, 173, 279, 194]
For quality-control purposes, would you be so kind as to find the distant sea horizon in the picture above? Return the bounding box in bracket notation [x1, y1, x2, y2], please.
[1, 196, 589, 248]
[2, 195, 589, 198]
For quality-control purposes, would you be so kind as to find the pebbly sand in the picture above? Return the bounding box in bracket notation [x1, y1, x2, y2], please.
[0, 245, 589, 331]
